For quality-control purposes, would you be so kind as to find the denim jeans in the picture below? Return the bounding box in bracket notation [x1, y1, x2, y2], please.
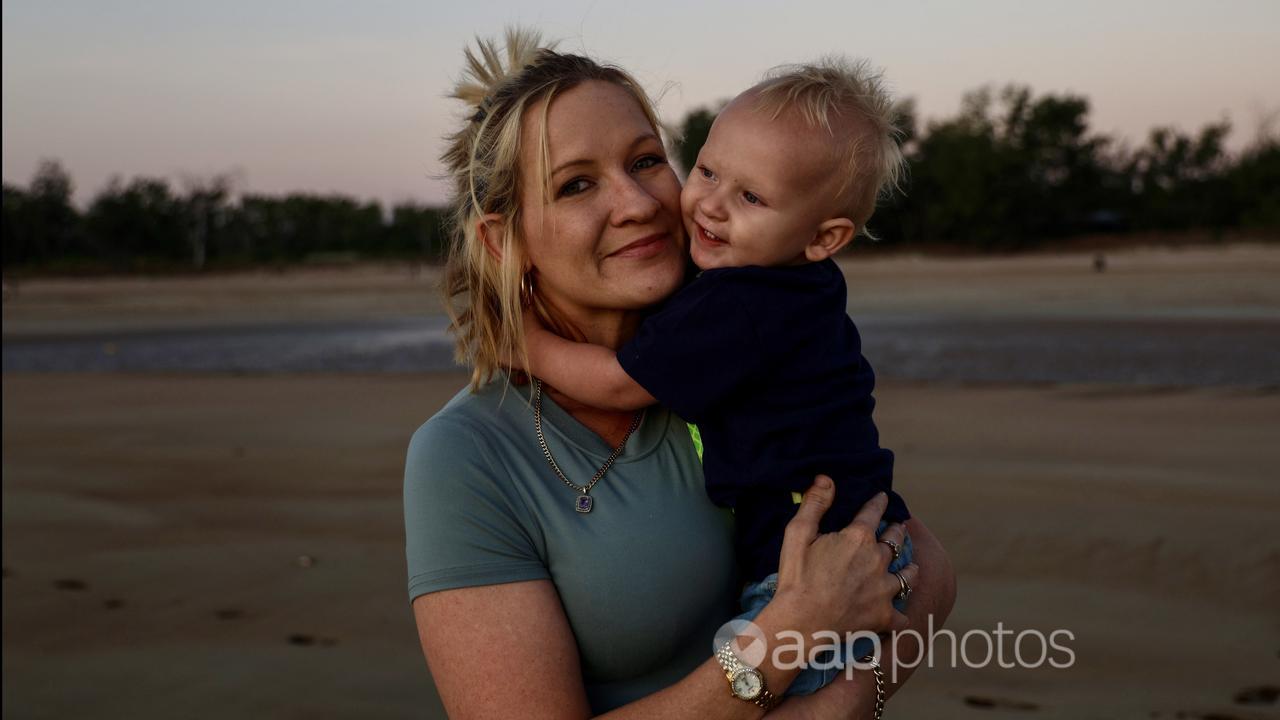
[735, 520, 913, 696]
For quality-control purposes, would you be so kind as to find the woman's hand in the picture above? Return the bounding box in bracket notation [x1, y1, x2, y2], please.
[770, 477, 916, 647]
[766, 516, 956, 720]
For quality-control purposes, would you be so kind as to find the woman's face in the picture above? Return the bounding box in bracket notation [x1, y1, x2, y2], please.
[517, 80, 686, 324]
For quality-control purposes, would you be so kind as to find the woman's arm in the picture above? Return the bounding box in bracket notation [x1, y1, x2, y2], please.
[413, 480, 916, 719]
[413, 581, 591, 719]
[525, 324, 656, 411]
[415, 578, 806, 720]
[765, 517, 957, 720]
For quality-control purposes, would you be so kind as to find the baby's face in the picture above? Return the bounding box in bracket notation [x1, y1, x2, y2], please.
[682, 97, 841, 270]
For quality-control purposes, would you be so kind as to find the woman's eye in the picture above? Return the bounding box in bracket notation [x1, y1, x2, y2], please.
[743, 191, 761, 205]
[632, 155, 665, 171]
[557, 178, 592, 198]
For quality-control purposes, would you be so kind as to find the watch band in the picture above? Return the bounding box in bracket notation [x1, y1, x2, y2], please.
[715, 641, 782, 711]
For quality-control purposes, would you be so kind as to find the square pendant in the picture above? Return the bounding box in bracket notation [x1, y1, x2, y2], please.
[575, 495, 593, 513]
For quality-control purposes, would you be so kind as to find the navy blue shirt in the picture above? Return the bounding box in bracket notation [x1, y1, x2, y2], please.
[618, 259, 910, 582]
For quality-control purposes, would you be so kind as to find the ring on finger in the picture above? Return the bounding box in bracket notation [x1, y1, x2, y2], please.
[893, 571, 912, 602]
[878, 538, 901, 563]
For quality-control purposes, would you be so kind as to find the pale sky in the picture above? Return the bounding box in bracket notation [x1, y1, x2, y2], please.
[3, 0, 1277, 207]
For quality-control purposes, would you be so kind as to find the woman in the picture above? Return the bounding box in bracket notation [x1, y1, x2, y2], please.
[405, 29, 956, 718]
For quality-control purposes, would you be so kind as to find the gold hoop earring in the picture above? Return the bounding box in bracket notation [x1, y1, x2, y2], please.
[519, 272, 534, 307]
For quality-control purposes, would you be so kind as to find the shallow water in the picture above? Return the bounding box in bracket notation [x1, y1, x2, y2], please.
[5, 314, 1277, 387]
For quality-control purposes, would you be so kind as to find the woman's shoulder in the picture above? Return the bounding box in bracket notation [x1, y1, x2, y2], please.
[406, 379, 531, 477]
[403, 378, 550, 601]
[410, 377, 528, 440]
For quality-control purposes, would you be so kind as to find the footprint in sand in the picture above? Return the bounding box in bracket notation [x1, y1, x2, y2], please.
[53, 578, 88, 591]
[1234, 685, 1279, 705]
[288, 634, 338, 647]
[963, 695, 1039, 711]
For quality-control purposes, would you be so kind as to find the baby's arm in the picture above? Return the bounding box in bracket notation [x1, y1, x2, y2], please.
[525, 324, 657, 412]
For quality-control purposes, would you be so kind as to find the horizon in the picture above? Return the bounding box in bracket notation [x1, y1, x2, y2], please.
[3, 0, 1278, 208]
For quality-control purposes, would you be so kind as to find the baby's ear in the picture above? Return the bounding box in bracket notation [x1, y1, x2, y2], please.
[805, 218, 856, 262]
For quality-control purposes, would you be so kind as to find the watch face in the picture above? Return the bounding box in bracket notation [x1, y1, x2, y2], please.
[731, 669, 763, 700]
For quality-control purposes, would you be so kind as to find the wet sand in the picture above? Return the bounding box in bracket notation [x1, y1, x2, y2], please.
[4, 374, 1277, 719]
[4, 243, 1280, 719]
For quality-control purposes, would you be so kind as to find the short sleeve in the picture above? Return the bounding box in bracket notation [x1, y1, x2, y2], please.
[617, 272, 768, 423]
[403, 416, 550, 603]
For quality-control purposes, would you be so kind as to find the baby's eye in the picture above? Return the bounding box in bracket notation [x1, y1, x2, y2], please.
[697, 165, 715, 180]
[557, 178, 592, 198]
[743, 191, 761, 205]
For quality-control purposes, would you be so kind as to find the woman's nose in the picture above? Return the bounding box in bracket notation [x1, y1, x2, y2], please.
[609, 175, 661, 226]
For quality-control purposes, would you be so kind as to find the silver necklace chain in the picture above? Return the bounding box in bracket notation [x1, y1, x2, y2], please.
[533, 379, 641, 513]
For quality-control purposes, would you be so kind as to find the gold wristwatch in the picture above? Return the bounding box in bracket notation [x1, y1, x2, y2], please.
[715, 641, 782, 711]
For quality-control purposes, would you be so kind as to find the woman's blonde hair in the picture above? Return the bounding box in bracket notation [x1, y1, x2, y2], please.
[439, 27, 663, 390]
[751, 57, 907, 240]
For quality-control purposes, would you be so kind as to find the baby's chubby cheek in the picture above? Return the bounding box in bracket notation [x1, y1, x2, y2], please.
[679, 182, 699, 220]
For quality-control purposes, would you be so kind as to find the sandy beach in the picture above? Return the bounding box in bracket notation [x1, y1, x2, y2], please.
[4, 243, 1279, 719]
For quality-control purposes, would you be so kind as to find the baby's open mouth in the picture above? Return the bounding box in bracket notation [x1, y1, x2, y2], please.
[696, 223, 728, 245]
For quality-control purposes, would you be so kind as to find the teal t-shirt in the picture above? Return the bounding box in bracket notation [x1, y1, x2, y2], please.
[403, 377, 738, 712]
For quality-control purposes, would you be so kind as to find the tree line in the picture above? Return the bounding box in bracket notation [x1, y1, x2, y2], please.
[3, 169, 448, 273]
[4, 83, 1278, 273]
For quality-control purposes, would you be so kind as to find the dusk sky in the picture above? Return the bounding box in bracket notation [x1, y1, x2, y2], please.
[3, 0, 1277, 207]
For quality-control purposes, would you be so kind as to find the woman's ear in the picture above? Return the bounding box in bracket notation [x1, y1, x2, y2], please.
[476, 213, 508, 262]
[805, 218, 856, 262]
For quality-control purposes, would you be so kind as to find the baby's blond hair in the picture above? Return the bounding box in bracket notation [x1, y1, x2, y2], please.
[751, 57, 906, 239]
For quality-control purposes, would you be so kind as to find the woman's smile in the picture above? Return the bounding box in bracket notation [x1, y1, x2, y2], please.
[606, 231, 673, 260]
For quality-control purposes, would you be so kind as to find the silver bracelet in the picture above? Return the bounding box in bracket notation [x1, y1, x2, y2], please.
[859, 654, 886, 720]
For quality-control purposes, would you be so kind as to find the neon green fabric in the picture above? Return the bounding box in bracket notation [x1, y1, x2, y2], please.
[686, 422, 704, 463]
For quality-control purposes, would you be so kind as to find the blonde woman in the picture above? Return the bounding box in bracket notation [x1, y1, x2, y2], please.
[404, 29, 956, 719]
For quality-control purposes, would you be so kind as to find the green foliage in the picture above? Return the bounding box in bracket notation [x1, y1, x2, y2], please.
[877, 86, 1124, 249]
[86, 177, 189, 265]
[1230, 138, 1280, 229]
[2, 161, 451, 273]
[673, 106, 718, 177]
[4, 160, 84, 265]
